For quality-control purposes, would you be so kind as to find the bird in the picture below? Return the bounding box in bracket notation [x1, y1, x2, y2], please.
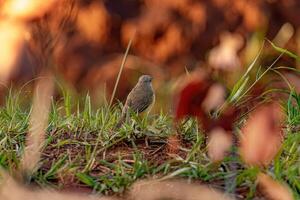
[116, 75, 155, 128]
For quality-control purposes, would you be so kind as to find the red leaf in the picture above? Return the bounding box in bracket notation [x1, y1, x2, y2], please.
[174, 70, 238, 133]
[174, 71, 211, 130]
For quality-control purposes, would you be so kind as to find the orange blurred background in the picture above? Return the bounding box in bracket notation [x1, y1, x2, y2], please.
[1, 0, 300, 110]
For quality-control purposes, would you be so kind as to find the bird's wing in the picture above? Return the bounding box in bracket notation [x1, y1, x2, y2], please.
[129, 90, 153, 113]
[121, 96, 132, 116]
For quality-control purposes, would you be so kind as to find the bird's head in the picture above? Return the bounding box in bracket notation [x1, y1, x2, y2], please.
[138, 75, 152, 84]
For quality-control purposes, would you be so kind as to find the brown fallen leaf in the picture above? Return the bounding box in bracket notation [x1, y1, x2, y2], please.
[0, 20, 26, 84]
[76, 2, 110, 44]
[2, 0, 58, 21]
[130, 179, 235, 200]
[0, 171, 117, 200]
[208, 32, 243, 71]
[207, 127, 233, 162]
[257, 173, 294, 200]
[20, 72, 54, 175]
[202, 83, 226, 114]
[240, 103, 284, 166]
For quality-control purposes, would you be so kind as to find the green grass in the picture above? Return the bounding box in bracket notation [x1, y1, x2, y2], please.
[0, 87, 299, 199]
[0, 42, 300, 198]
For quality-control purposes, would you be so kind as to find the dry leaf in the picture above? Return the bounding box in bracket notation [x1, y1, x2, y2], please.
[20, 72, 54, 174]
[202, 83, 226, 113]
[207, 127, 232, 162]
[130, 179, 235, 200]
[76, 2, 110, 44]
[208, 32, 243, 71]
[0, 20, 26, 83]
[240, 104, 284, 166]
[3, 0, 58, 21]
[257, 173, 294, 200]
[0, 171, 117, 200]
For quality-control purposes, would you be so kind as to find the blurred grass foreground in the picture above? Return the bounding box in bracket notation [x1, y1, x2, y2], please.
[0, 0, 300, 199]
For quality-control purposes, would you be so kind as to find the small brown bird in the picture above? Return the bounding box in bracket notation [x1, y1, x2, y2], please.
[116, 75, 155, 128]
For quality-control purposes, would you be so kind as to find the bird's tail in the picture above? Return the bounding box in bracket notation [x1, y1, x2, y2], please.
[115, 114, 126, 128]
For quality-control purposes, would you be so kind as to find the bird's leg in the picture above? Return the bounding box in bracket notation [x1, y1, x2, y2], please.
[145, 136, 149, 148]
[125, 110, 130, 125]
